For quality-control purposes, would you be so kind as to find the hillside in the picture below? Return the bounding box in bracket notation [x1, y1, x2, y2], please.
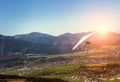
[0, 31, 120, 58]
[0, 46, 120, 82]
[86, 31, 120, 46]
[53, 32, 91, 53]
[0, 35, 59, 58]
[14, 32, 56, 44]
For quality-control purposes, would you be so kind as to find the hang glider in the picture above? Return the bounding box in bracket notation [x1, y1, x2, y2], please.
[72, 32, 97, 50]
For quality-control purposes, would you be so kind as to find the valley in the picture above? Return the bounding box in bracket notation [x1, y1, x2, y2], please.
[0, 46, 120, 82]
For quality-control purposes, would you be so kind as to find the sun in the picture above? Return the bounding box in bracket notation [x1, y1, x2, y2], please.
[99, 28, 108, 33]
[96, 25, 109, 33]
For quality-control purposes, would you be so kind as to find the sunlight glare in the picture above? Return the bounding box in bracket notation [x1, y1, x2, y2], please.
[97, 25, 109, 33]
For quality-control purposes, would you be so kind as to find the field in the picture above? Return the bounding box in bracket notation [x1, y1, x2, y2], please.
[0, 46, 120, 82]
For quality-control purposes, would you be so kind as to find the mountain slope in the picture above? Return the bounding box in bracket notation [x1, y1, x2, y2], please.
[86, 31, 120, 46]
[53, 32, 92, 53]
[14, 32, 56, 44]
[0, 35, 59, 58]
[0, 31, 120, 58]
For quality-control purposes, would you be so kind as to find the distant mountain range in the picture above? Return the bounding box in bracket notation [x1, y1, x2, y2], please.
[0, 31, 120, 58]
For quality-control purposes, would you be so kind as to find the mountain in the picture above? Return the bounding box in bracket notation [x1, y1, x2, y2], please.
[14, 32, 56, 44]
[0, 35, 59, 59]
[86, 31, 120, 46]
[0, 31, 120, 58]
[0, 35, 6, 39]
[13, 32, 91, 53]
[53, 32, 91, 53]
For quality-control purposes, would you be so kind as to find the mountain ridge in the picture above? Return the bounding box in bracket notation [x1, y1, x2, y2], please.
[0, 31, 119, 58]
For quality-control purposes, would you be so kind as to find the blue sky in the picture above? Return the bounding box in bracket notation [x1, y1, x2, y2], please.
[0, 0, 120, 36]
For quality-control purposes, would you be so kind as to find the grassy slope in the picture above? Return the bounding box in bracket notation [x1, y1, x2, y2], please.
[1, 46, 120, 82]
